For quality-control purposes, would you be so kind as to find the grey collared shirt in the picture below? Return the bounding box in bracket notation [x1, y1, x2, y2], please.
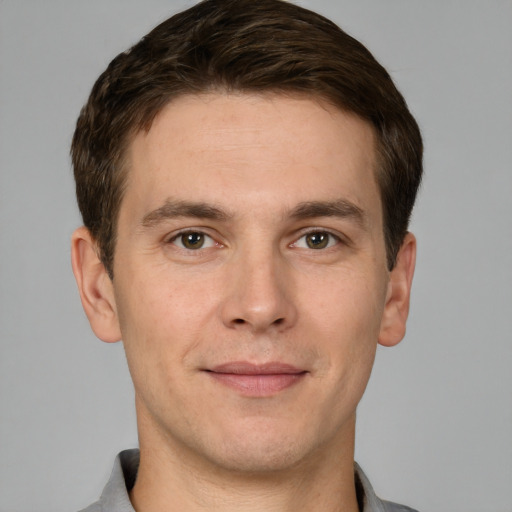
[79, 449, 418, 512]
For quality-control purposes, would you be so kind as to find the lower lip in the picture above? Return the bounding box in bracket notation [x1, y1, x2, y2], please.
[207, 372, 306, 396]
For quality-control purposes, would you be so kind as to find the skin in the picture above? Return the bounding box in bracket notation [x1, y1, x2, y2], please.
[72, 93, 416, 512]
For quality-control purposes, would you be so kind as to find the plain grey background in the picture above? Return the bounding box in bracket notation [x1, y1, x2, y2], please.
[1, 1, 511, 511]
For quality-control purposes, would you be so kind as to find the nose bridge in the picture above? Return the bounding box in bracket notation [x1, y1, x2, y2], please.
[221, 241, 297, 332]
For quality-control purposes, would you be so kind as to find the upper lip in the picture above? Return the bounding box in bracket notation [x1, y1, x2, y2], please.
[207, 362, 306, 375]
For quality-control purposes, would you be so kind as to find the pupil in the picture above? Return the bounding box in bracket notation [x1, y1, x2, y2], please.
[183, 232, 204, 249]
[307, 232, 328, 249]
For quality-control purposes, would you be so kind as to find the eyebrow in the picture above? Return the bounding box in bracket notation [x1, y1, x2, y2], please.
[290, 199, 367, 227]
[140, 197, 367, 229]
[141, 199, 231, 228]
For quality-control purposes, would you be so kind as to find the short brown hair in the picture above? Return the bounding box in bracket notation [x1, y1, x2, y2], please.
[72, 0, 422, 277]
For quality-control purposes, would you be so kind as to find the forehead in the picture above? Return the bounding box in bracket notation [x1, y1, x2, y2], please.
[123, 92, 380, 222]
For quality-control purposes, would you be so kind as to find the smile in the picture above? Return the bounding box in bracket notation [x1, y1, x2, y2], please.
[205, 362, 308, 397]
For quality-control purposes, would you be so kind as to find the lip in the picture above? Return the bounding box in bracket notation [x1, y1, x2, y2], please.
[205, 362, 307, 397]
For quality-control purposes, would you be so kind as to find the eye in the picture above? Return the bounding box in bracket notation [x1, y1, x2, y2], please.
[293, 231, 339, 250]
[170, 231, 216, 250]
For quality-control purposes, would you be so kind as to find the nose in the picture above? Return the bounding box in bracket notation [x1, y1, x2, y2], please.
[220, 248, 298, 334]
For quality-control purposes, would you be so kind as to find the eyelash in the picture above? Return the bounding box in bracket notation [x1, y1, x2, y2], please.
[291, 229, 342, 250]
[167, 230, 218, 250]
[166, 228, 343, 251]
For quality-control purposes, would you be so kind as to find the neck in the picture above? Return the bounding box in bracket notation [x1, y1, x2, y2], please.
[130, 407, 359, 512]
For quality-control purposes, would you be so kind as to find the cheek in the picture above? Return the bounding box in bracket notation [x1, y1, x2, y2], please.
[301, 269, 384, 382]
[306, 270, 385, 336]
[113, 270, 219, 375]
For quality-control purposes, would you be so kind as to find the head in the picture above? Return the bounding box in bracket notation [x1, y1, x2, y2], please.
[70, 0, 422, 477]
[71, 0, 422, 279]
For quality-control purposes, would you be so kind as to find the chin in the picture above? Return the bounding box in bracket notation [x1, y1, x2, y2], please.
[207, 441, 310, 475]
[196, 418, 334, 475]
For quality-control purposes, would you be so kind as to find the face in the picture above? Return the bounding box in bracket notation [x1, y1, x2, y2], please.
[82, 93, 412, 473]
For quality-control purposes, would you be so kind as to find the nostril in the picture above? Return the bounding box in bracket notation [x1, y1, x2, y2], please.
[233, 317, 285, 326]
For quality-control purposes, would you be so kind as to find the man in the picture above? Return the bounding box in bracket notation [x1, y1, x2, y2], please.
[70, 0, 422, 510]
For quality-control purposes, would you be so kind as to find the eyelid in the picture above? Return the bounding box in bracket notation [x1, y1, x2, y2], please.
[163, 226, 348, 250]
[290, 228, 346, 249]
[166, 228, 220, 249]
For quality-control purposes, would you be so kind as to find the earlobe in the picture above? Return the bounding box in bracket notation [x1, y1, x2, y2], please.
[378, 232, 416, 347]
[71, 227, 122, 343]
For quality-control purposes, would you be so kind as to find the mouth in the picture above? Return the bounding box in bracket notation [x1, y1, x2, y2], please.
[204, 362, 308, 397]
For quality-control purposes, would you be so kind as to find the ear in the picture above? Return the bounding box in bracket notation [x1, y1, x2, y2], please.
[71, 226, 122, 343]
[378, 232, 416, 347]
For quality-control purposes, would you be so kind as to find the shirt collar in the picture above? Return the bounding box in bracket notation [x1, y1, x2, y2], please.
[97, 449, 398, 512]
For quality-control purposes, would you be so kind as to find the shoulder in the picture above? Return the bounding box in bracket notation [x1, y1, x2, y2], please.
[77, 502, 102, 512]
[380, 499, 419, 512]
[76, 449, 139, 512]
[354, 462, 419, 512]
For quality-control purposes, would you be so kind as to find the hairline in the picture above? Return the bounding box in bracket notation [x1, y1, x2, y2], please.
[104, 88, 389, 278]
